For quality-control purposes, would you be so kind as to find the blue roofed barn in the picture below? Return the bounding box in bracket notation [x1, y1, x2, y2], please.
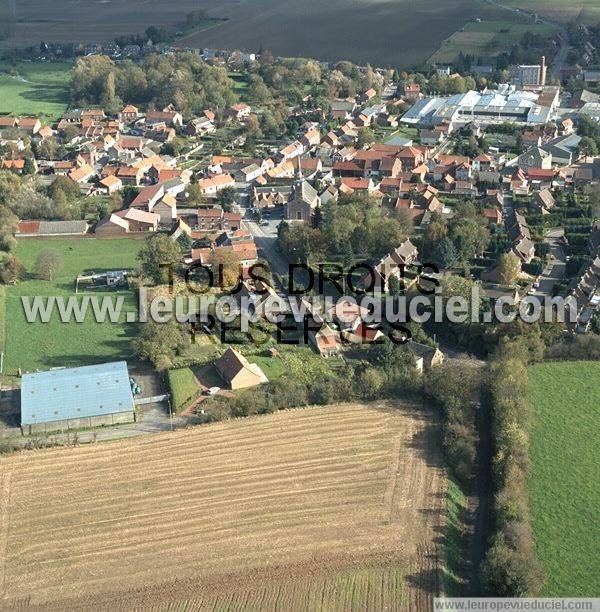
[20, 361, 135, 434]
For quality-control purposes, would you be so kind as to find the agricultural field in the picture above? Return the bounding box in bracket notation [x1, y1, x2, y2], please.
[429, 20, 554, 64]
[0, 403, 445, 609]
[3, 237, 142, 375]
[5, 0, 511, 66]
[527, 362, 600, 596]
[0, 61, 70, 120]
[500, 0, 600, 24]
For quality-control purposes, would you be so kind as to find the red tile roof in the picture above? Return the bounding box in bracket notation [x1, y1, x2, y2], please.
[17, 221, 40, 234]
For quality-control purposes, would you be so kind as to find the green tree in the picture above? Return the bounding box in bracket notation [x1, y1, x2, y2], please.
[0, 254, 25, 284]
[434, 236, 459, 269]
[137, 234, 182, 285]
[497, 252, 521, 286]
[422, 213, 448, 257]
[217, 186, 236, 212]
[22, 158, 36, 175]
[356, 126, 375, 148]
[451, 218, 490, 262]
[577, 136, 598, 158]
[587, 184, 600, 220]
[0, 205, 18, 251]
[71, 55, 116, 105]
[133, 319, 189, 369]
[49, 175, 81, 203]
[246, 74, 273, 105]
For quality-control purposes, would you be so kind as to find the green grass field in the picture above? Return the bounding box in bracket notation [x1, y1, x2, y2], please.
[167, 367, 200, 413]
[0, 61, 71, 119]
[430, 20, 554, 64]
[528, 361, 600, 596]
[3, 238, 142, 374]
[247, 354, 285, 380]
[501, 0, 600, 24]
[443, 474, 469, 595]
[0, 285, 6, 357]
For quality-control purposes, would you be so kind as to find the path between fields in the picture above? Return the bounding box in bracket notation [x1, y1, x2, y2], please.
[466, 390, 493, 595]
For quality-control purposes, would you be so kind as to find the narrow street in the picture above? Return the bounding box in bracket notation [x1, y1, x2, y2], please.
[242, 209, 290, 281]
[533, 228, 567, 297]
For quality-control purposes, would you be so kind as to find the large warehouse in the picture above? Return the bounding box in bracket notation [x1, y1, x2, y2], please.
[20, 361, 135, 434]
[401, 86, 559, 127]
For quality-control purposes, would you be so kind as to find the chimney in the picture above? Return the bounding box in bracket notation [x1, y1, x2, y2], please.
[540, 56, 547, 87]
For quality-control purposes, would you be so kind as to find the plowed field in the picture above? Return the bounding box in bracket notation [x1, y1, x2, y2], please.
[0, 403, 445, 610]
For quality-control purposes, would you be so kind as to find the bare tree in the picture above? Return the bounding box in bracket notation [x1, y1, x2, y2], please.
[34, 250, 63, 281]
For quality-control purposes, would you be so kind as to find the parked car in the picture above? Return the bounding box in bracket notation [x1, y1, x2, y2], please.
[205, 386, 221, 396]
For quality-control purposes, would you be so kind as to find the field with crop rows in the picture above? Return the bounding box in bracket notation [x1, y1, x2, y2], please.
[0, 403, 445, 609]
[5, 0, 513, 66]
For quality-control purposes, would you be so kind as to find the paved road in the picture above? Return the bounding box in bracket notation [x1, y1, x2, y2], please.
[533, 228, 567, 297]
[483, 0, 570, 77]
[242, 210, 290, 280]
[502, 191, 514, 225]
[504, 193, 567, 296]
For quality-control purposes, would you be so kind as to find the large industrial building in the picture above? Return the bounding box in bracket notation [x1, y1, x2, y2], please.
[20, 361, 135, 434]
[509, 56, 547, 88]
[401, 85, 559, 127]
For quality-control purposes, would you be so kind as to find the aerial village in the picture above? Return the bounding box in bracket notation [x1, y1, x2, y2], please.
[1, 45, 600, 436]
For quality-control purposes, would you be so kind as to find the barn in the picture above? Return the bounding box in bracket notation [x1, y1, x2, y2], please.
[20, 361, 135, 434]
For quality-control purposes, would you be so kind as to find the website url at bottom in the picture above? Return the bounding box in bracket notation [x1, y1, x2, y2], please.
[434, 598, 599, 612]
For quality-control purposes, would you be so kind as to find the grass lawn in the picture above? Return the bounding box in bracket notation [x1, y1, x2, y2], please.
[0, 61, 71, 120]
[247, 354, 285, 380]
[385, 127, 419, 144]
[167, 367, 201, 413]
[429, 20, 554, 64]
[527, 361, 600, 596]
[3, 237, 142, 374]
[443, 474, 469, 595]
[0, 285, 6, 357]
[227, 72, 250, 102]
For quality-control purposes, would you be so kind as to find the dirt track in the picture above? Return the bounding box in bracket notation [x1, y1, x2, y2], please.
[0, 403, 445, 610]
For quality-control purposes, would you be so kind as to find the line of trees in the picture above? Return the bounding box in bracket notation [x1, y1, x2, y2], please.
[423, 362, 479, 484]
[480, 340, 543, 596]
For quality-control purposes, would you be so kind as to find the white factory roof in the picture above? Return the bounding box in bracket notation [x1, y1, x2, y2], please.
[402, 87, 552, 126]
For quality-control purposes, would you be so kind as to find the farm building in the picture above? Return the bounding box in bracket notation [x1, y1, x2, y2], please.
[20, 361, 135, 434]
[215, 348, 268, 390]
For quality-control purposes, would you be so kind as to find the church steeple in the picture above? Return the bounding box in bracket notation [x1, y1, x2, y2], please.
[295, 155, 304, 185]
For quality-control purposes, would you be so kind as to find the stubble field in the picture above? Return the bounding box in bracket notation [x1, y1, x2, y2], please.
[0, 403, 445, 610]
